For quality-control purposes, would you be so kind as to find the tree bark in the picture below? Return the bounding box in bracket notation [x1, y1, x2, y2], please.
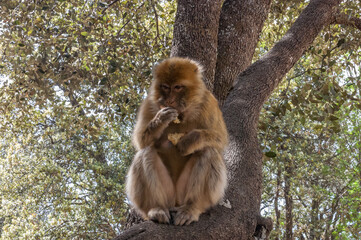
[214, 0, 271, 105]
[274, 162, 281, 240]
[116, 0, 342, 239]
[284, 158, 293, 240]
[170, 0, 223, 90]
[309, 197, 320, 240]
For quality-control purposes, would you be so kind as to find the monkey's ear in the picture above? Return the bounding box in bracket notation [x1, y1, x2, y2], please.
[189, 59, 204, 74]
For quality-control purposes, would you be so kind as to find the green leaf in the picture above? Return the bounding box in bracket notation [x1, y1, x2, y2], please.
[329, 115, 339, 121]
[156, 3, 164, 12]
[337, 38, 345, 47]
[265, 151, 277, 158]
[324, 33, 329, 42]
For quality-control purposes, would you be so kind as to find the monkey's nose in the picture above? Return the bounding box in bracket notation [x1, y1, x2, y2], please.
[166, 100, 176, 107]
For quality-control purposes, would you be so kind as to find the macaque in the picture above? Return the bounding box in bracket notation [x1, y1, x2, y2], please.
[126, 57, 228, 225]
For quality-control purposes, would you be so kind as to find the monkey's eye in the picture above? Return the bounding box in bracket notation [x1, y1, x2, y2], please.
[173, 85, 184, 92]
[160, 84, 170, 91]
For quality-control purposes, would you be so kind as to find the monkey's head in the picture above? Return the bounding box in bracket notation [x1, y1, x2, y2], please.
[151, 57, 206, 120]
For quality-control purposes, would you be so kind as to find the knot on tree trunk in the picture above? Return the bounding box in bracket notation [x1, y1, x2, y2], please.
[125, 208, 144, 230]
[254, 216, 273, 240]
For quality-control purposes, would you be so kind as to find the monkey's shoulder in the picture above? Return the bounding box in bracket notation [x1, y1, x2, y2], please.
[199, 91, 224, 121]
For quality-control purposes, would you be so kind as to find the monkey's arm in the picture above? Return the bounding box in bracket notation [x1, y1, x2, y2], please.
[176, 94, 228, 156]
[133, 106, 178, 149]
[176, 128, 227, 156]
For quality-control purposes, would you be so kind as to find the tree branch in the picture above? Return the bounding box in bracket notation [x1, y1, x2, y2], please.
[332, 11, 361, 31]
[102, 0, 120, 14]
[224, 0, 342, 113]
[149, 0, 162, 44]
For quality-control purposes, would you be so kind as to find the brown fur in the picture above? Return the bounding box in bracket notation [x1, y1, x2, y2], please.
[126, 57, 228, 225]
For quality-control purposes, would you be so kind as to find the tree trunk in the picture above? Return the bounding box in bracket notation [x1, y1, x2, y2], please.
[115, 0, 342, 239]
[359, 130, 361, 190]
[310, 196, 320, 240]
[284, 158, 293, 240]
[274, 162, 281, 240]
[170, 0, 223, 90]
[214, 0, 271, 105]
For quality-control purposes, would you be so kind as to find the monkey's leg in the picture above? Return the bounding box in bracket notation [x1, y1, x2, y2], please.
[126, 147, 175, 224]
[174, 147, 227, 225]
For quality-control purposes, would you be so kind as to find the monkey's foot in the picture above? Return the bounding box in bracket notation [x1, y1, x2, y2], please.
[148, 208, 170, 224]
[174, 206, 200, 226]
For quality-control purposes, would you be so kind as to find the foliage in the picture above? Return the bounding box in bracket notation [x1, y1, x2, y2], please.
[258, 1, 361, 239]
[0, 0, 175, 239]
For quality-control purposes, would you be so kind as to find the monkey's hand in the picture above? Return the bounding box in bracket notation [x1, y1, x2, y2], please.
[174, 205, 200, 226]
[176, 130, 202, 156]
[143, 108, 178, 145]
[176, 129, 222, 156]
[155, 107, 178, 125]
[148, 208, 171, 224]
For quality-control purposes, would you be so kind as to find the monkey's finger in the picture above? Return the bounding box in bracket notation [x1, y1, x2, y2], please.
[174, 216, 184, 226]
[157, 214, 170, 224]
[164, 108, 178, 117]
[161, 214, 170, 224]
[161, 210, 171, 224]
[180, 215, 190, 226]
[159, 108, 178, 122]
[158, 107, 175, 116]
[185, 218, 194, 225]
[165, 209, 171, 220]
[161, 106, 176, 112]
[149, 208, 170, 224]
[174, 213, 181, 225]
[175, 212, 187, 226]
[160, 106, 171, 111]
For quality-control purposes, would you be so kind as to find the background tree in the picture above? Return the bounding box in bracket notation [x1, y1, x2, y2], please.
[0, 0, 360, 239]
[118, 0, 361, 239]
[0, 0, 175, 239]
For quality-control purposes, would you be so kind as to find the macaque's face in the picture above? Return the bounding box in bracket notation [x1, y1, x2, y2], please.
[152, 58, 205, 116]
[158, 82, 187, 112]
